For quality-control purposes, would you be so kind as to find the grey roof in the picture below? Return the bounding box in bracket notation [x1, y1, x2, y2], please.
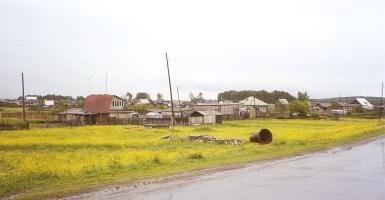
[239, 97, 268, 106]
[162, 107, 194, 112]
[196, 111, 223, 116]
[58, 108, 94, 115]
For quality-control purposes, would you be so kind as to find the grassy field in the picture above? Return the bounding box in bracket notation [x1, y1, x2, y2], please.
[0, 119, 384, 199]
[0, 107, 25, 112]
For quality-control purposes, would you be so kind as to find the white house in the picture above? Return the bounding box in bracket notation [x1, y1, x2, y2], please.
[239, 96, 268, 113]
[44, 100, 55, 107]
[136, 99, 150, 105]
[351, 98, 373, 110]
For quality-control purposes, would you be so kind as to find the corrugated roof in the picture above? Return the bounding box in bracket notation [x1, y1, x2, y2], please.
[59, 108, 94, 115]
[83, 95, 113, 113]
[352, 98, 373, 106]
[316, 103, 332, 108]
[239, 96, 268, 106]
[197, 111, 223, 116]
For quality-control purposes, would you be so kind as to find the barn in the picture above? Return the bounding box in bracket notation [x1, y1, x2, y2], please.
[189, 111, 223, 125]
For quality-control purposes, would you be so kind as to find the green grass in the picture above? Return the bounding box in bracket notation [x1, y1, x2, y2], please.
[0, 118, 25, 125]
[0, 119, 384, 199]
[0, 107, 26, 112]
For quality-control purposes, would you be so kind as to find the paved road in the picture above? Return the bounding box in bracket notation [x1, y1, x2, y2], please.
[68, 137, 385, 200]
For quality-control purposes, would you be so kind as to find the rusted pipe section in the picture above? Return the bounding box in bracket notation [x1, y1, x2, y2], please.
[250, 129, 272, 144]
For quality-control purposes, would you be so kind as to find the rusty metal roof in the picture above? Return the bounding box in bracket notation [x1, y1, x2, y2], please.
[83, 95, 113, 113]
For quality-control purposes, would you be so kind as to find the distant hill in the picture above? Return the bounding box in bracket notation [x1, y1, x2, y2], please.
[311, 96, 385, 106]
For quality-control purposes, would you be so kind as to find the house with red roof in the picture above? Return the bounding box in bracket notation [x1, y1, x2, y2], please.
[59, 94, 138, 125]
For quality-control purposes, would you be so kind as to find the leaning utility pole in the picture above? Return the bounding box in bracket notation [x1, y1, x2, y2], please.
[379, 82, 384, 121]
[21, 72, 26, 121]
[177, 86, 182, 114]
[165, 53, 175, 129]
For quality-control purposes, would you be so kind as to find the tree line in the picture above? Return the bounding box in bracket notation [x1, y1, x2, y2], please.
[217, 90, 295, 103]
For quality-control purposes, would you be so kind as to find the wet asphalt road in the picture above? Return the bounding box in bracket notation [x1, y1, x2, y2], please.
[69, 137, 385, 200]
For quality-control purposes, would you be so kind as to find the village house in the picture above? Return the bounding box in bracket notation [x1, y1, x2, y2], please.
[43, 100, 55, 108]
[330, 102, 353, 114]
[25, 96, 39, 106]
[194, 102, 241, 120]
[351, 98, 374, 110]
[58, 108, 96, 125]
[189, 111, 223, 125]
[161, 107, 194, 125]
[276, 99, 289, 105]
[312, 103, 332, 112]
[136, 98, 151, 105]
[59, 94, 135, 125]
[239, 96, 268, 117]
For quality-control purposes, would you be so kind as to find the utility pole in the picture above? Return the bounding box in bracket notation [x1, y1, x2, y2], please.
[21, 72, 26, 121]
[177, 86, 182, 117]
[379, 82, 384, 121]
[165, 53, 175, 130]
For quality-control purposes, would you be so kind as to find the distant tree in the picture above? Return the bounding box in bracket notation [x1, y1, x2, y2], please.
[275, 100, 288, 113]
[289, 100, 310, 117]
[156, 93, 163, 102]
[354, 105, 365, 113]
[125, 92, 133, 100]
[297, 92, 309, 101]
[190, 92, 204, 104]
[135, 92, 150, 100]
[76, 96, 85, 101]
[217, 90, 295, 103]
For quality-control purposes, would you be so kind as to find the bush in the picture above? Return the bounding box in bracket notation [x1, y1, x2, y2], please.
[188, 152, 204, 160]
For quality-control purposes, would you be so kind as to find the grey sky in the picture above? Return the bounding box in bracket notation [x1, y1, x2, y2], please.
[0, 0, 384, 100]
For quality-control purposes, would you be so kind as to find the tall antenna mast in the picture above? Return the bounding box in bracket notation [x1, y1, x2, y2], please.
[88, 78, 91, 94]
[379, 82, 384, 121]
[165, 53, 175, 129]
[21, 72, 26, 121]
[177, 86, 181, 106]
[105, 71, 108, 94]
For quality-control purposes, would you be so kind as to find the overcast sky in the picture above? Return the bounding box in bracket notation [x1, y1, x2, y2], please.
[0, 0, 384, 100]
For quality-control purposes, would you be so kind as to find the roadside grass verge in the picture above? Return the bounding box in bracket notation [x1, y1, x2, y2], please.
[0, 119, 384, 199]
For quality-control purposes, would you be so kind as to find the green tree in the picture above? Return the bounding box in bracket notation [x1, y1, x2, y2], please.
[289, 100, 310, 117]
[275, 101, 288, 113]
[354, 105, 365, 113]
[125, 92, 133, 100]
[156, 93, 163, 102]
[297, 91, 309, 101]
[76, 96, 85, 101]
[217, 90, 295, 103]
[190, 92, 204, 104]
[135, 92, 150, 100]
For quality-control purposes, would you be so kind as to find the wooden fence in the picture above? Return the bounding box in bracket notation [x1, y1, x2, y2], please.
[0, 120, 29, 131]
[0, 111, 58, 121]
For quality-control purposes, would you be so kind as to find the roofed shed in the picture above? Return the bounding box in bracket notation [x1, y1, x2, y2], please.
[189, 111, 223, 125]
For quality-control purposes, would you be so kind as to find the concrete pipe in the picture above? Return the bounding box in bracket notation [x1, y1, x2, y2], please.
[250, 129, 272, 144]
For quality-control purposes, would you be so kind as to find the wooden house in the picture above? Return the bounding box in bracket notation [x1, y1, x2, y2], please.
[194, 102, 241, 120]
[239, 96, 268, 117]
[189, 111, 223, 125]
[330, 102, 353, 113]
